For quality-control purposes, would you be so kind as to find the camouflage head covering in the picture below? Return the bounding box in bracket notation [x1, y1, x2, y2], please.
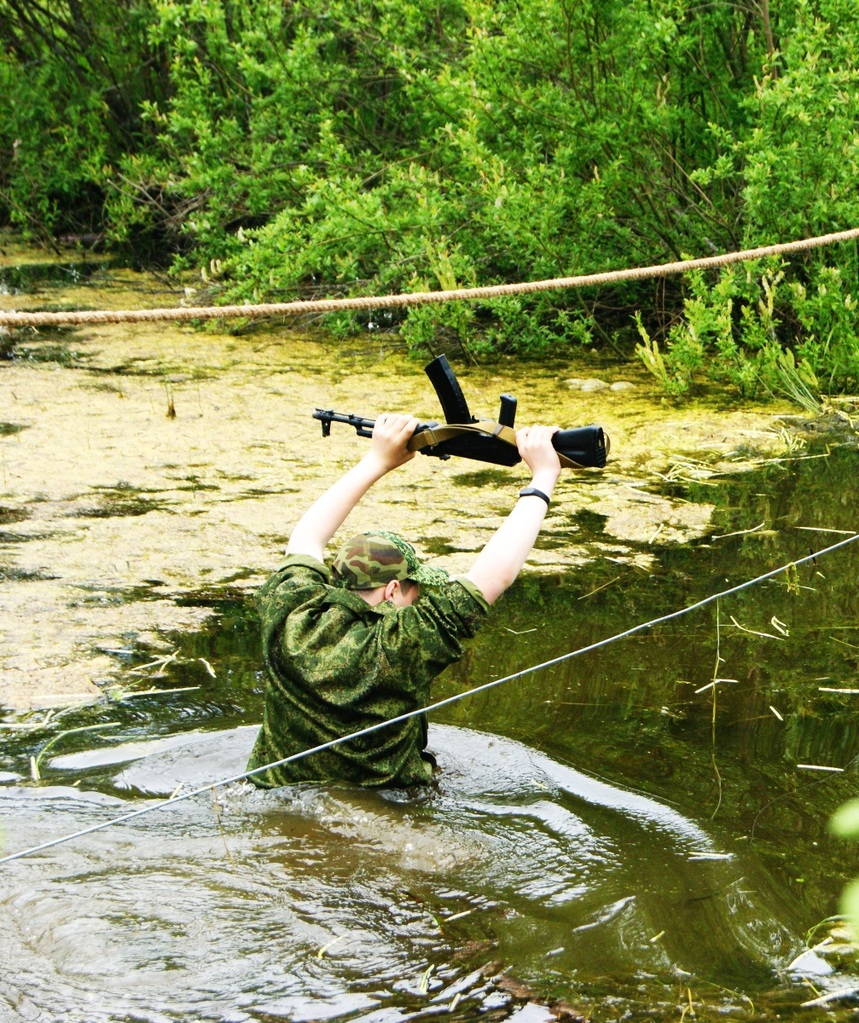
[331, 531, 449, 590]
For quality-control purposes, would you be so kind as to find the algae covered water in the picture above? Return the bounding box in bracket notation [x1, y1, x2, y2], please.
[1, 245, 858, 1021]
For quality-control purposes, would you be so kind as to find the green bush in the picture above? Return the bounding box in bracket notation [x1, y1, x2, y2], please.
[0, 0, 163, 240]
[211, 0, 765, 355]
[638, 0, 859, 396]
[3, 0, 859, 387]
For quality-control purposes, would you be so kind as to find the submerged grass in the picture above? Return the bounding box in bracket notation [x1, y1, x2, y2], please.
[30, 722, 122, 780]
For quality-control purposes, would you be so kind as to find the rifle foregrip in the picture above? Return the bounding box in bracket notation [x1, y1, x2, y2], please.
[553, 425, 610, 468]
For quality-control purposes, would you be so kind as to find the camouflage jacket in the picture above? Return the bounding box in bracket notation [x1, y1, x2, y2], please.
[247, 554, 489, 789]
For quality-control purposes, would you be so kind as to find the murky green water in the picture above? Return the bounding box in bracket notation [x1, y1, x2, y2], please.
[1, 249, 859, 1021]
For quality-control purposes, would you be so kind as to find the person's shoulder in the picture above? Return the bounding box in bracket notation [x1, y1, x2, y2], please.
[257, 553, 329, 605]
[276, 553, 329, 579]
[414, 575, 490, 620]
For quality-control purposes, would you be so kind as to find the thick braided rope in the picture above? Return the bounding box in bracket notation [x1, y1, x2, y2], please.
[2, 226, 859, 327]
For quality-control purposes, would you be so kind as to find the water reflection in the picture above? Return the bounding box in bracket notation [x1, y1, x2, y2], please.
[0, 723, 801, 1022]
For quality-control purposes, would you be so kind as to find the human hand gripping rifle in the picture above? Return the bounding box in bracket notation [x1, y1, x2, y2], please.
[313, 355, 610, 470]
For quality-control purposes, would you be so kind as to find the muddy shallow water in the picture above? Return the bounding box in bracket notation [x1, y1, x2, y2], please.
[2, 239, 859, 1022]
[0, 236, 815, 711]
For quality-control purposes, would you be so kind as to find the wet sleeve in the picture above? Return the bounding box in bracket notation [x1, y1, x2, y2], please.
[379, 576, 489, 682]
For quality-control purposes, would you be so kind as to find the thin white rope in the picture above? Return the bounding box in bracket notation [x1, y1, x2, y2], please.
[1, 532, 857, 866]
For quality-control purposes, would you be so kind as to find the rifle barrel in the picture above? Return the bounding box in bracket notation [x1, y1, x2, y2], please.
[312, 409, 375, 437]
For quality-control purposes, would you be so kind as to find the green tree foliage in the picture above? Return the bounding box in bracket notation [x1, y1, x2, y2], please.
[647, 0, 859, 394]
[2, 0, 859, 388]
[0, 0, 164, 239]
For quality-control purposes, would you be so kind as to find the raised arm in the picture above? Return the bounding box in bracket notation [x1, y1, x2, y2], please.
[286, 413, 419, 562]
[464, 425, 562, 605]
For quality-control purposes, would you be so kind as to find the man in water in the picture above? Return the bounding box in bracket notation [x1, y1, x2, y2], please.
[247, 412, 562, 788]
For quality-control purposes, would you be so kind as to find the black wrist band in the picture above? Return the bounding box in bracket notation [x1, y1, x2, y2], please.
[518, 486, 550, 506]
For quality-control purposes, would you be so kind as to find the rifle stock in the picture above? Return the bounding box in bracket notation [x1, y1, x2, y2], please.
[551, 425, 610, 468]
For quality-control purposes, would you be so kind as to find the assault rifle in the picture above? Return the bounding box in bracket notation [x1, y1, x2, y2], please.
[313, 354, 610, 470]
